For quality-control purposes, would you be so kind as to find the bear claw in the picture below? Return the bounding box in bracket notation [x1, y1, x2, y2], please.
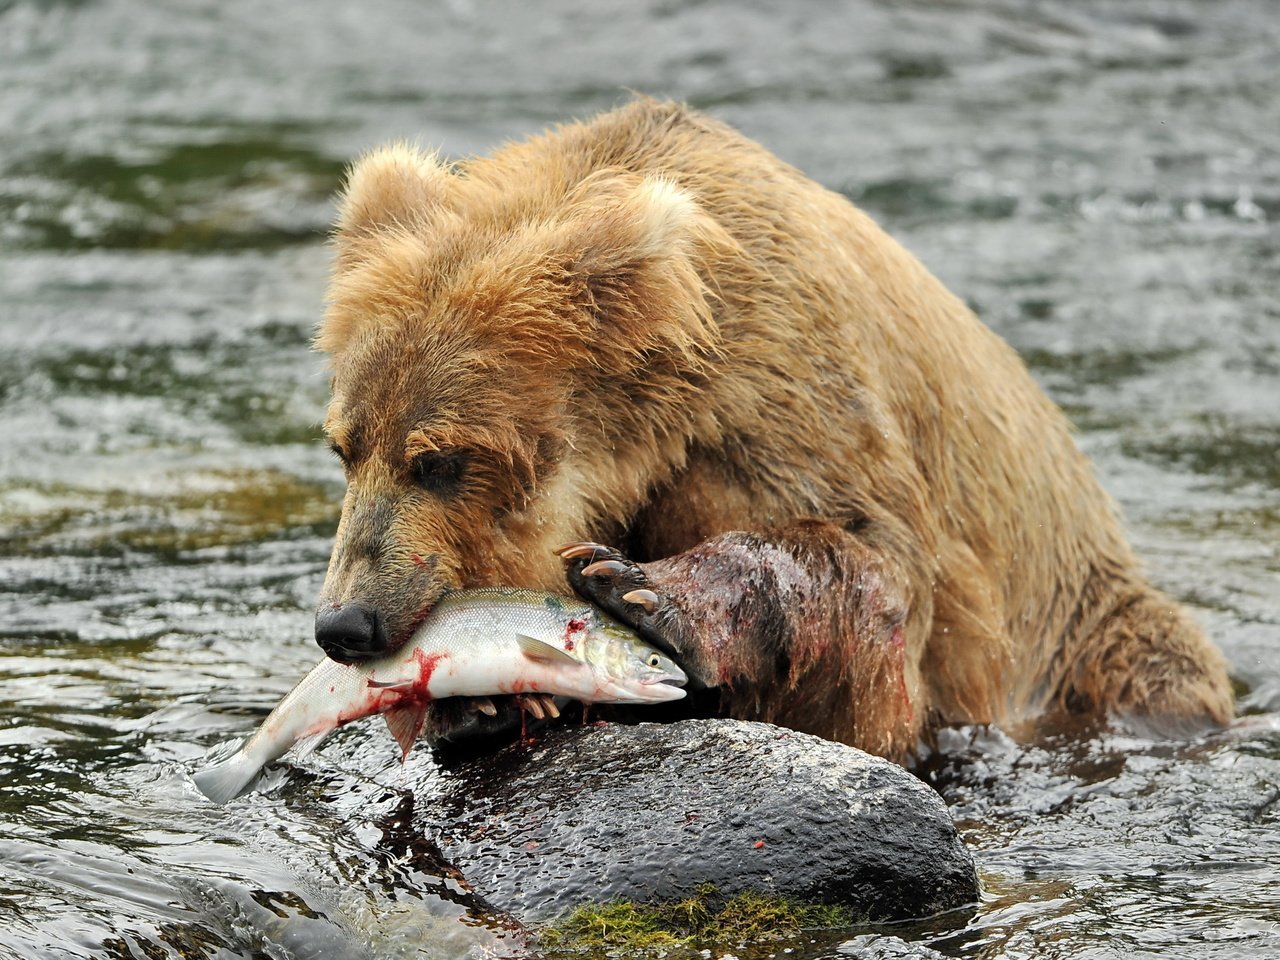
[581, 559, 630, 578]
[515, 694, 545, 720]
[559, 544, 688, 667]
[514, 693, 560, 721]
[554, 541, 609, 560]
[622, 588, 661, 613]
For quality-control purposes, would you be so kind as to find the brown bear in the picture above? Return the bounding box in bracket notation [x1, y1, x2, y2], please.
[313, 98, 1233, 761]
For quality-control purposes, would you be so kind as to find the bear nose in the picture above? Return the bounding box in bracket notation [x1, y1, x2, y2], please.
[315, 603, 389, 663]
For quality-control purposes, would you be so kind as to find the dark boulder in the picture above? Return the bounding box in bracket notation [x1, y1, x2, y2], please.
[416, 718, 978, 922]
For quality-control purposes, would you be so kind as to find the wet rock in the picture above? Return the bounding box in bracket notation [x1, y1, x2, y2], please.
[416, 719, 978, 922]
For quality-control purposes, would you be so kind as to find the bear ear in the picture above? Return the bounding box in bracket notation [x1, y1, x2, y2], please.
[567, 174, 705, 275]
[334, 143, 451, 261]
[556, 174, 733, 367]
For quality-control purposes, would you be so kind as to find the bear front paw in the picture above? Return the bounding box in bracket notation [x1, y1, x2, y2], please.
[554, 541, 689, 667]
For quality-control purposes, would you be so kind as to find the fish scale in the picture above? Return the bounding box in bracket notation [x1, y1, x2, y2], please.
[192, 589, 687, 803]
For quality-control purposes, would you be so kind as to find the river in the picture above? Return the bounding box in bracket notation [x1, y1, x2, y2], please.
[1, 1, 1277, 957]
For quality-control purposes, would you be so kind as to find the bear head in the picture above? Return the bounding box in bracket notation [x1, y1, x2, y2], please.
[313, 141, 730, 663]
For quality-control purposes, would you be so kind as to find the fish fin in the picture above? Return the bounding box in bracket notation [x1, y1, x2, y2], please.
[516, 633, 580, 665]
[383, 702, 429, 762]
[192, 757, 259, 805]
[368, 678, 412, 689]
[291, 730, 330, 761]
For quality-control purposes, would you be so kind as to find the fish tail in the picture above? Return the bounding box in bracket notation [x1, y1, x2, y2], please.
[192, 754, 262, 804]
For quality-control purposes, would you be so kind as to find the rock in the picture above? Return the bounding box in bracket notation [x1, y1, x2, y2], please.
[414, 719, 978, 922]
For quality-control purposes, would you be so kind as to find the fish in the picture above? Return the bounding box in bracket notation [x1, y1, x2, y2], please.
[192, 588, 687, 803]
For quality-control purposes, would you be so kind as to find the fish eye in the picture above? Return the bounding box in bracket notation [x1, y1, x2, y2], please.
[646, 652, 663, 668]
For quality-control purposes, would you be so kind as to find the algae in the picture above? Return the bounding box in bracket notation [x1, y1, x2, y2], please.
[536, 884, 858, 957]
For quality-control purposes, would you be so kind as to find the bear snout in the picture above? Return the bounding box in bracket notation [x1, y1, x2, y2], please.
[315, 602, 390, 663]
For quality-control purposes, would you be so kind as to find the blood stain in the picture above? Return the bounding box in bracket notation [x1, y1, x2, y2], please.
[563, 616, 587, 650]
[411, 648, 446, 694]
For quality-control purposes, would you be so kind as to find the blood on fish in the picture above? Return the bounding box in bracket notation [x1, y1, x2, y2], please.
[563, 617, 586, 651]
[340, 649, 447, 726]
[337, 692, 389, 726]
[410, 648, 446, 696]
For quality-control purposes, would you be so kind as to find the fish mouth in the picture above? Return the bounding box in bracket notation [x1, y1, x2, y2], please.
[633, 678, 687, 692]
[641, 673, 689, 689]
[651, 684, 690, 700]
[621, 680, 689, 703]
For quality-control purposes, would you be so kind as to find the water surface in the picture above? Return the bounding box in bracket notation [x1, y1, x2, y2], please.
[2, 1, 1277, 957]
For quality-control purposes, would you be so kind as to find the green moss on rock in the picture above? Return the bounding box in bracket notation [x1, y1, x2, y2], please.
[536, 884, 859, 956]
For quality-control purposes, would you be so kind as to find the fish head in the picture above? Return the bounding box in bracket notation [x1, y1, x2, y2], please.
[588, 619, 689, 703]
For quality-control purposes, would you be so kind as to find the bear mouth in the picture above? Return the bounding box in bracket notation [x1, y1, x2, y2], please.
[399, 601, 436, 644]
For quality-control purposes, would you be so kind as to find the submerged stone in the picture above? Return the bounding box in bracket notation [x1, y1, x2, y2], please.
[416, 719, 978, 923]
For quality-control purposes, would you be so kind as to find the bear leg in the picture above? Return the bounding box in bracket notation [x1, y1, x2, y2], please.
[558, 520, 928, 758]
[1055, 588, 1234, 734]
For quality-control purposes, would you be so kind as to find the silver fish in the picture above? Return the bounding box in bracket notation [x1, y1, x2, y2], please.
[193, 589, 686, 803]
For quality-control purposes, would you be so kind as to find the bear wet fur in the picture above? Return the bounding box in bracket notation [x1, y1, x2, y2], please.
[315, 98, 1233, 761]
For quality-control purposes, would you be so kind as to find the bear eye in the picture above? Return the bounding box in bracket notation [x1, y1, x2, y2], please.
[410, 450, 467, 494]
[328, 440, 352, 469]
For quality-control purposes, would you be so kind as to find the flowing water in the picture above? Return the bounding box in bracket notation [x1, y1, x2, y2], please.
[1, 1, 1277, 957]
